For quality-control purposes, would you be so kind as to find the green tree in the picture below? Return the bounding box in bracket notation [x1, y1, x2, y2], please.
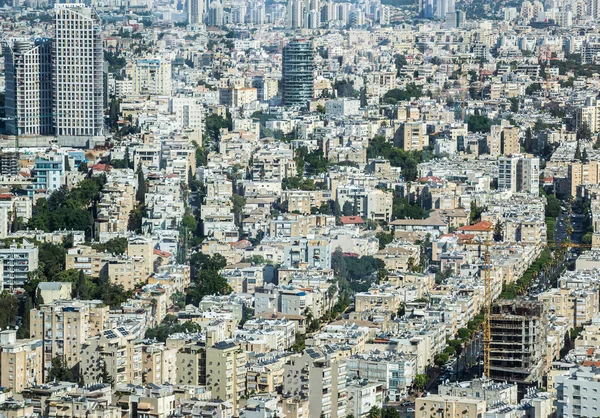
[47, 356, 74, 382]
[186, 270, 232, 305]
[577, 122, 592, 141]
[145, 315, 202, 342]
[342, 201, 354, 216]
[100, 360, 114, 386]
[392, 197, 427, 220]
[331, 247, 348, 279]
[582, 147, 589, 163]
[136, 167, 146, 205]
[468, 114, 492, 133]
[414, 373, 428, 390]
[493, 221, 503, 242]
[509, 97, 519, 113]
[382, 407, 401, 418]
[17, 295, 33, 339]
[434, 353, 450, 366]
[367, 407, 382, 418]
[575, 141, 582, 161]
[92, 237, 128, 255]
[469, 201, 485, 223]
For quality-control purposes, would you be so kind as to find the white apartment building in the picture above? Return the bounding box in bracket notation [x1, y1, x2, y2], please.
[54, 4, 104, 139]
[283, 348, 347, 418]
[132, 59, 172, 96]
[0, 239, 37, 288]
[169, 97, 203, 130]
[3, 38, 53, 136]
[498, 154, 539, 196]
[555, 366, 600, 418]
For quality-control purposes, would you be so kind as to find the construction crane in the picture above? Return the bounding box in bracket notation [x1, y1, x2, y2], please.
[482, 237, 492, 379]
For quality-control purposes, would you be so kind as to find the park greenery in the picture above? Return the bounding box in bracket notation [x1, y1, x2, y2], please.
[367, 135, 429, 181]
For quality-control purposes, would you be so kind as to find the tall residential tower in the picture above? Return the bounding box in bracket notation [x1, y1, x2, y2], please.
[54, 4, 104, 141]
[281, 39, 314, 108]
[3, 38, 54, 136]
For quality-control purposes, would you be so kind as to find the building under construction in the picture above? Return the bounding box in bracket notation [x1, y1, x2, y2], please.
[489, 300, 547, 399]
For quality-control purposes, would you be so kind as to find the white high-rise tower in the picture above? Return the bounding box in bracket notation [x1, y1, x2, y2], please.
[54, 4, 104, 141]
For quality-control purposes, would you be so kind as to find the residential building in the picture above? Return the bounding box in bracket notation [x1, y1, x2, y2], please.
[30, 300, 108, 374]
[0, 330, 43, 393]
[0, 239, 38, 288]
[555, 366, 600, 418]
[132, 59, 172, 96]
[3, 38, 53, 136]
[80, 326, 142, 385]
[395, 121, 428, 151]
[33, 156, 64, 192]
[283, 348, 347, 418]
[54, 4, 104, 140]
[414, 395, 486, 418]
[498, 155, 540, 196]
[205, 334, 247, 414]
[282, 40, 314, 108]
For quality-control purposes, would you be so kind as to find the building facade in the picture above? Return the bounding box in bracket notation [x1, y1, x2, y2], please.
[282, 40, 314, 108]
[3, 38, 54, 136]
[54, 4, 104, 139]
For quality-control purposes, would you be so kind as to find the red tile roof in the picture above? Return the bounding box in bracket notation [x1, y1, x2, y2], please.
[457, 221, 494, 232]
[340, 216, 364, 225]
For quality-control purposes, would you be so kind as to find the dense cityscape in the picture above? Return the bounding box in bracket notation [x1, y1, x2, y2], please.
[0, 0, 600, 416]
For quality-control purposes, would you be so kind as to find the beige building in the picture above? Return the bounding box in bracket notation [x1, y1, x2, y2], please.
[175, 343, 206, 386]
[232, 87, 258, 107]
[283, 348, 347, 418]
[65, 246, 107, 277]
[0, 330, 43, 393]
[112, 385, 175, 418]
[46, 384, 120, 418]
[415, 395, 486, 418]
[205, 334, 247, 415]
[568, 161, 600, 197]
[538, 288, 599, 327]
[127, 236, 154, 278]
[106, 257, 146, 291]
[141, 343, 177, 385]
[487, 121, 520, 157]
[355, 287, 403, 313]
[79, 327, 142, 386]
[37, 282, 72, 304]
[394, 121, 428, 151]
[30, 300, 108, 375]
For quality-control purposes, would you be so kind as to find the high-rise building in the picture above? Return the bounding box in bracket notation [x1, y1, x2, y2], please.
[186, 0, 204, 24]
[208, 2, 224, 26]
[3, 38, 54, 136]
[131, 59, 172, 96]
[0, 330, 43, 393]
[486, 122, 520, 157]
[282, 40, 314, 108]
[0, 239, 37, 288]
[283, 348, 347, 418]
[54, 4, 104, 140]
[286, 0, 304, 28]
[30, 300, 109, 377]
[205, 334, 247, 415]
[395, 121, 428, 151]
[498, 154, 540, 196]
[489, 301, 547, 398]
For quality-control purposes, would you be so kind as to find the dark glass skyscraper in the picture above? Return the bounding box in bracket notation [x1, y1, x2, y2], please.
[282, 40, 314, 108]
